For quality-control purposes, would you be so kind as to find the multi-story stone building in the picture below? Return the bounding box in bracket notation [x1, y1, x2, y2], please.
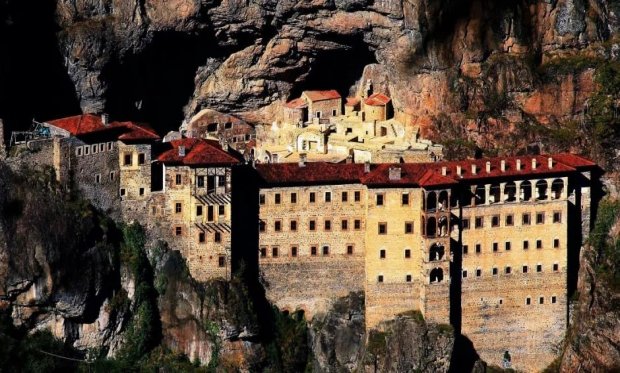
[254, 153, 598, 372]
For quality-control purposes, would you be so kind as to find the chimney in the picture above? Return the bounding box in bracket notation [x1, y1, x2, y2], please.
[456, 165, 462, 177]
[516, 159, 522, 170]
[178, 145, 186, 157]
[346, 155, 353, 164]
[364, 161, 371, 174]
[471, 164, 477, 175]
[548, 157, 553, 169]
[532, 158, 537, 170]
[389, 167, 402, 181]
[441, 166, 447, 176]
[101, 113, 109, 127]
[500, 160, 506, 172]
[486, 161, 491, 173]
[299, 153, 307, 167]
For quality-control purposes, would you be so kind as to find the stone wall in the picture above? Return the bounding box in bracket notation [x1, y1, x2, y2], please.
[119, 143, 153, 222]
[307, 98, 341, 120]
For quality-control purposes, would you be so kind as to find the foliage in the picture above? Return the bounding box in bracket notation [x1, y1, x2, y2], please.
[537, 55, 600, 83]
[588, 199, 620, 290]
[366, 330, 388, 359]
[262, 308, 310, 372]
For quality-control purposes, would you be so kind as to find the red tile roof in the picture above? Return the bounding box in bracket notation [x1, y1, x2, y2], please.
[345, 97, 361, 106]
[284, 98, 308, 109]
[157, 138, 242, 166]
[256, 153, 597, 187]
[364, 93, 391, 106]
[302, 90, 341, 102]
[47, 114, 160, 141]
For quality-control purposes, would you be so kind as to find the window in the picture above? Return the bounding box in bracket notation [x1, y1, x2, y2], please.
[291, 246, 298, 257]
[218, 256, 225, 267]
[462, 218, 470, 230]
[378, 222, 387, 235]
[552, 296, 557, 304]
[92, 145, 98, 154]
[175, 202, 182, 213]
[491, 215, 500, 227]
[341, 219, 348, 230]
[175, 174, 182, 185]
[324, 220, 331, 231]
[536, 239, 543, 249]
[526, 297, 531, 305]
[214, 232, 221, 242]
[404, 249, 411, 258]
[341, 191, 348, 202]
[347, 245, 354, 255]
[505, 242, 511, 251]
[523, 240, 529, 250]
[107, 142, 113, 151]
[290, 192, 297, 203]
[259, 194, 265, 204]
[522, 265, 528, 273]
[95, 174, 101, 184]
[99, 143, 105, 152]
[260, 247, 267, 257]
[84, 146, 90, 155]
[309, 192, 316, 203]
[376, 194, 384, 206]
[475, 244, 481, 253]
[377, 275, 384, 283]
[493, 242, 498, 252]
[290, 220, 297, 231]
[325, 192, 331, 202]
[259, 221, 266, 232]
[322, 246, 330, 256]
[406, 275, 412, 282]
[272, 247, 278, 257]
[462, 270, 468, 278]
[332, 109, 337, 116]
[476, 269, 482, 277]
[274, 220, 282, 232]
[354, 191, 361, 202]
[553, 211, 562, 223]
[380, 249, 386, 259]
[522, 213, 531, 225]
[199, 232, 205, 243]
[492, 267, 498, 276]
[224, 122, 232, 129]
[124, 153, 132, 166]
[217, 205, 224, 216]
[354, 219, 361, 230]
[139, 187, 145, 196]
[539, 297, 544, 304]
[505, 214, 514, 226]
[275, 193, 281, 204]
[402, 193, 409, 205]
[197, 176, 205, 188]
[175, 226, 183, 236]
[120, 188, 126, 197]
[405, 222, 414, 234]
[475, 216, 483, 228]
[537, 264, 542, 272]
[76, 147, 83, 156]
[553, 239, 560, 248]
[553, 263, 559, 271]
[138, 153, 146, 165]
[311, 246, 317, 256]
[109, 172, 115, 181]
[463, 245, 469, 255]
[505, 266, 512, 274]
[536, 212, 545, 224]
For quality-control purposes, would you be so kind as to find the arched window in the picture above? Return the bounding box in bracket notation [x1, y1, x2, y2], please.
[430, 268, 444, 283]
[535, 180, 548, 201]
[551, 179, 564, 199]
[426, 217, 437, 238]
[426, 191, 437, 212]
[520, 180, 532, 201]
[438, 216, 448, 237]
[504, 182, 516, 202]
[429, 243, 445, 261]
[489, 184, 501, 204]
[474, 185, 486, 205]
[438, 190, 449, 210]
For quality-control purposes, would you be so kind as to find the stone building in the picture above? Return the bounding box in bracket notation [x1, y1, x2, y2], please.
[149, 138, 243, 280]
[301, 90, 342, 121]
[254, 153, 598, 372]
[183, 109, 256, 156]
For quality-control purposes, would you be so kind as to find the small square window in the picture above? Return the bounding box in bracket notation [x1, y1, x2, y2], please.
[378, 222, 387, 235]
[475, 217, 483, 228]
[259, 221, 266, 232]
[219, 205, 225, 215]
[92, 145, 98, 154]
[109, 172, 115, 181]
[476, 269, 482, 277]
[175, 226, 182, 236]
[120, 188, 126, 196]
[406, 274, 412, 282]
[260, 247, 267, 257]
[259, 194, 265, 204]
[536, 212, 545, 224]
[462, 218, 470, 230]
[197, 176, 205, 188]
[539, 297, 544, 304]
[290, 220, 297, 231]
[376, 194, 384, 206]
[505, 214, 514, 226]
[523, 265, 528, 273]
[215, 232, 221, 242]
[462, 270, 468, 278]
[291, 246, 298, 257]
[139, 187, 145, 196]
[84, 146, 90, 155]
[523, 240, 529, 250]
[275, 193, 281, 204]
[553, 212, 562, 223]
[505, 242, 511, 251]
[325, 192, 332, 202]
[324, 220, 331, 231]
[311, 246, 317, 256]
[404, 249, 411, 258]
[124, 153, 132, 166]
[76, 147, 83, 156]
[553, 239, 560, 248]
[553, 263, 559, 271]
[272, 247, 278, 257]
[377, 275, 384, 283]
[290, 193, 297, 204]
[475, 244, 481, 253]
[354, 219, 361, 230]
[552, 296, 557, 304]
[322, 246, 329, 256]
[402, 193, 409, 205]
[463, 245, 469, 255]
[198, 232, 205, 243]
[99, 143, 105, 152]
[175, 202, 182, 213]
[107, 142, 113, 151]
[175, 174, 182, 185]
[405, 222, 414, 234]
[218, 256, 225, 267]
[309, 192, 316, 203]
[505, 266, 512, 274]
[347, 245, 354, 255]
[341, 219, 348, 230]
[537, 264, 542, 272]
[522, 213, 531, 225]
[491, 215, 500, 227]
[138, 153, 146, 165]
[309, 220, 316, 231]
[492, 267, 498, 275]
[380, 249, 386, 259]
[536, 240, 543, 249]
[526, 297, 531, 305]
[493, 242, 498, 252]
[354, 191, 361, 202]
[274, 220, 282, 232]
[95, 174, 101, 184]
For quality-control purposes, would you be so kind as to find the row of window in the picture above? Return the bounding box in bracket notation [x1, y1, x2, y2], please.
[526, 296, 557, 305]
[462, 211, 562, 230]
[376, 274, 414, 283]
[122, 152, 147, 167]
[260, 190, 364, 205]
[197, 231, 223, 243]
[198, 254, 227, 268]
[75, 142, 115, 156]
[120, 187, 146, 197]
[260, 218, 364, 232]
[173, 174, 227, 188]
[462, 238, 561, 254]
[260, 244, 355, 258]
[462, 262, 561, 278]
[170, 203, 227, 216]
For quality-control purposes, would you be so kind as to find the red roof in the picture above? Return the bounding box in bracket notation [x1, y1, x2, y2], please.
[47, 114, 160, 141]
[345, 97, 361, 107]
[284, 98, 308, 109]
[364, 93, 391, 106]
[157, 138, 241, 166]
[256, 153, 596, 187]
[302, 90, 341, 102]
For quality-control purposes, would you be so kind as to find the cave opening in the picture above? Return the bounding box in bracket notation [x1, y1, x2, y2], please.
[0, 0, 81, 141]
[288, 36, 377, 100]
[103, 31, 214, 136]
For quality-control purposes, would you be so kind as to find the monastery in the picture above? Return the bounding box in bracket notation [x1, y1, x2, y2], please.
[254, 84, 443, 164]
[6, 113, 600, 372]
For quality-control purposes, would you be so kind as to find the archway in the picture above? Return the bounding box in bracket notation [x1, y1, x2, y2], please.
[426, 217, 437, 238]
[551, 179, 564, 200]
[520, 180, 532, 201]
[426, 191, 437, 212]
[438, 216, 448, 237]
[438, 190, 449, 210]
[474, 185, 486, 205]
[429, 243, 445, 261]
[535, 180, 548, 201]
[504, 181, 516, 202]
[430, 268, 444, 283]
[489, 183, 500, 204]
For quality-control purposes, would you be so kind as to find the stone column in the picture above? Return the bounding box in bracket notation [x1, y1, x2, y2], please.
[485, 184, 491, 205]
[546, 178, 553, 201]
[500, 182, 506, 204]
[562, 177, 568, 200]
